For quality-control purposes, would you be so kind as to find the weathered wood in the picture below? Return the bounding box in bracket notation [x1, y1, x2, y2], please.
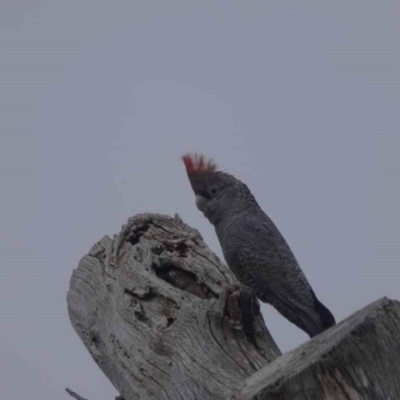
[67, 213, 281, 400]
[232, 297, 400, 400]
[68, 213, 400, 400]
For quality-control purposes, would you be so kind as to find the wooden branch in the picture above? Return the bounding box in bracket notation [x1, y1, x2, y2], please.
[65, 388, 124, 400]
[67, 213, 281, 400]
[65, 388, 89, 400]
[232, 297, 400, 400]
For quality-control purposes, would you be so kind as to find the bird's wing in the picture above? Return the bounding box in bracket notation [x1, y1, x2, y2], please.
[250, 273, 326, 335]
[231, 214, 314, 300]
[227, 215, 328, 336]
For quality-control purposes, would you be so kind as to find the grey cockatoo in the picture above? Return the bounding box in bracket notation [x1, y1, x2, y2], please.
[182, 153, 335, 338]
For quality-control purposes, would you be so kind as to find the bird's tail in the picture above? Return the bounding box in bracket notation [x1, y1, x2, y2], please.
[253, 273, 336, 338]
[311, 291, 336, 330]
[301, 291, 335, 338]
[269, 290, 336, 338]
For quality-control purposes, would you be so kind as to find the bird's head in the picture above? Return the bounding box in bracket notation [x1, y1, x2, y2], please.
[181, 153, 248, 225]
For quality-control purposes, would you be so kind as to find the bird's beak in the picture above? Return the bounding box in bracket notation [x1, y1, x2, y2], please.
[195, 195, 207, 210]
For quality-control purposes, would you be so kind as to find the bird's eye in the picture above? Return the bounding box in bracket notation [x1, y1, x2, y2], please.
[210, 187, 217, 195]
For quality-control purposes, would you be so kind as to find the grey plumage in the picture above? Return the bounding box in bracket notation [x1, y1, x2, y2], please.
[182, 153, 335, 337]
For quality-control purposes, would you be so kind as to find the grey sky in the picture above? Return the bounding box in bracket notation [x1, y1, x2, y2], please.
[1, 1, 399, 399]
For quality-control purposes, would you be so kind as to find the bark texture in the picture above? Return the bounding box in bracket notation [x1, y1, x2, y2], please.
[67, 213, 281, 400]
[233, 297, 400, 400]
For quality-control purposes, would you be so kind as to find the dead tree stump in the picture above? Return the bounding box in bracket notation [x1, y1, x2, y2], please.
[67, 213, 280, 400]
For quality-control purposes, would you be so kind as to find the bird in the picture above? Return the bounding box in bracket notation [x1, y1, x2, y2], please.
[181, 153, 335, 338]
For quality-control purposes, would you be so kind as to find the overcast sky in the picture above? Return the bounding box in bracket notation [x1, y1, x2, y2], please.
[1, 1, 399, 399]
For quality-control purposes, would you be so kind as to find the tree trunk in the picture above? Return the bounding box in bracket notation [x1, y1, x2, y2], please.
[67, 213, 400, 400]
